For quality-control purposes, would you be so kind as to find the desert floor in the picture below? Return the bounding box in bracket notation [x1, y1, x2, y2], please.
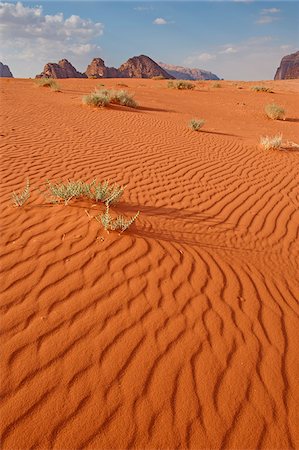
[1, 78, 299, 450]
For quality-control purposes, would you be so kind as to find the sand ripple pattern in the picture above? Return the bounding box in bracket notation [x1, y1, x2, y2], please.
[1, 79, 299, 449]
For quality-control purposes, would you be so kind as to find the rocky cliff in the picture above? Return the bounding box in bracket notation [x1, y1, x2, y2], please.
[0, 62, 13, 78]
[117, 55, 174, 79]
[36, 59, 87, 79]
[159, 62, 220, 81]
[85, 58, 119, 78]
[274, 51, 299, 80]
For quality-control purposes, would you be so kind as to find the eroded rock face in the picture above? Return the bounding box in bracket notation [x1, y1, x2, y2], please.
[85, 58, 119, 78]
[274, 51, 299, 80]
[0, 62, 13, 78]
[159, 63, 220, 81]
[117, 55, 174, 79]
[36, 59, 87, 79]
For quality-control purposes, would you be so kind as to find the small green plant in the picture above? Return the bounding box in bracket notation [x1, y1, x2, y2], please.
[260, 134, 282, 150]
[82, 91, 110, 107]
[36, 78, 60, 91]
[43, 179, 125, 205]
[167, 80, 195, 90]
[189, 118, 205, 131]
[265, 103, 285, 120]
[212, 82, 221, 88]
[95, 203, 140, 232]
[12, 179, 30, 206]
[251, 86, 273, 93]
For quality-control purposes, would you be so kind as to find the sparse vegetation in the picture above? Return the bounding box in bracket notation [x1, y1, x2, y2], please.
[44, 179, 125, 205]
[36, 78, 60, 91]
[95, 203, 140, 232]
[83, 89, 138, 108]
[152, 75, 165, 80]
[251, 86, 273, 93]
[167, 80, 195, 90]
[116, 83, 129, 87]
[265, 103, 285, 120]
[12, 179, 30, 206]
[260, 134, 283, 150]
[189, 118, 205, 131]
[82, 91, 110, 107]
[212, 83, 221, 88]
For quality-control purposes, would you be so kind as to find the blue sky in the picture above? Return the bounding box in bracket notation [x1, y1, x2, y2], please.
[0, 1, 298, 79]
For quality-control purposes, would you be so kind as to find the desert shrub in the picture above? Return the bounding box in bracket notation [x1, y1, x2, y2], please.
[96, 204, 140, 232]
[36, 78, 60, 91]
[265, 103, 285, 120]
[152, 75, 165, 80]
[82, 91, 110, 107]
[83, 89, 138, 108]
[251, 86, 272, 93]
[108, 90, 138, 108]
[260, 134, 282, 150]
[212, 83, 221, 88]
[189, 118, 205, 131]
[167, 80, 195, 90]
[116, 83, 129, 87]
[12, 179, 30, 206]
[44, 179, 125, 205]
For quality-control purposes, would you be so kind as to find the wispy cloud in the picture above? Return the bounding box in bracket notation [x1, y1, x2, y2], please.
[185, 53, 216, 64]
[153, 17, 168, 25]
[256, 7, 281, 25]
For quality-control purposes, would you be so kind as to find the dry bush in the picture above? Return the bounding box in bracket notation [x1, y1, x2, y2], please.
[189, 118, 205, 131]
[96, 204, 140, 232]
[168, 80, 195, 90]
[83, 89, 138, 108]
[252, 86, 273, 93]
[265, 103, 285, 120]
[260, 134, 282, 150]
[36, 78, 60, 91]
[212, 82, 221, 88]
[82, 91, 110, 107]
[12, 179, 30, 206]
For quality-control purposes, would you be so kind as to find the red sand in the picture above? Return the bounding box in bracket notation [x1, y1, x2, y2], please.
[1, 78, 299, 449]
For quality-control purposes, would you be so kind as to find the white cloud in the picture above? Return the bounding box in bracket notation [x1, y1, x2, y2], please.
[153, 17, 167, 25]
[256, 7, 281, 25]
[0, 2, 104, 76]
[221, 46, 238, 54]
[184, 52, 216, 65]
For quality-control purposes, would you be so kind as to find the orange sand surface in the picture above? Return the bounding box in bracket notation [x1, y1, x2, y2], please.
[1, 78, 299, 449]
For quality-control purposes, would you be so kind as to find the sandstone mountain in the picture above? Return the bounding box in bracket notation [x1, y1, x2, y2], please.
[36, 59, 87, 79]
[85, 58, 119, 78]
[36, 55, 174, 79]
[0, 62, 13, 78]
[274, 51, 299, 80]
[117, 55, 174, 79]
[159, 62, 220, 80]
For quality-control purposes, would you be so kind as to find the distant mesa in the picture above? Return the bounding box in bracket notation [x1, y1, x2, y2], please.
[0, 62, 13, 78]
[36, 59, 87, 79]
[36, 55, 175, 79]
[274, 51, 299, 80]
[159, 62, 220, 80]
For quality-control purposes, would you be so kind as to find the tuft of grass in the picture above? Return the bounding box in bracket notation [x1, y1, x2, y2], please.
[167, 80, 195, 90]
[96, 203, 140, 232]
[12, 179, 30, 206]
[83, 89, 138, 108]
[36, 78, 60, 91]
[260, 134, 282, 150]
[212, 83, 221, 88]
[44, 179, 125, 205]
[82, 91, 110, 107]
[108, 90, 138, 108]
[189, 118, 205, 131]
[265, 103, 285, 120]
[251, 86, 273, 93]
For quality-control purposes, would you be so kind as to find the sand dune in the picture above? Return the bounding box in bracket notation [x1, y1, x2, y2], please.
[1, 78, 299, 449]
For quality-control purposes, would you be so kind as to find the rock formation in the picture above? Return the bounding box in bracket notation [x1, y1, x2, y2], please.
[84, 58, 119, 78]
[117, 55, 174, 79]
[159, 62, 219, 80]
[36, 59, 87, 79]
[0, 62, 13, 78]
[274, 51, 299, 80]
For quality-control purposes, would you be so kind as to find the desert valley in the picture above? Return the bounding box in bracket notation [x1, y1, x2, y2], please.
[1, 1, 299, 448]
